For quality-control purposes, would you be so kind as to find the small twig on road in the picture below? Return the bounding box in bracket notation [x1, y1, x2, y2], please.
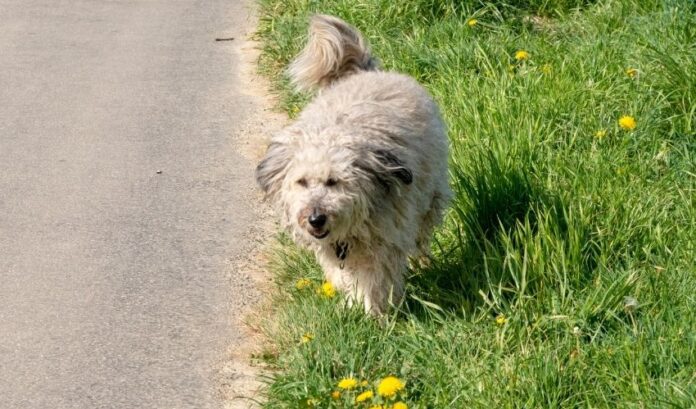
[215, 37, 235, 42]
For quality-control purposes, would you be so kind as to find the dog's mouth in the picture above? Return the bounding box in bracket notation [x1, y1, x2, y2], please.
[309, 229, 330, 239]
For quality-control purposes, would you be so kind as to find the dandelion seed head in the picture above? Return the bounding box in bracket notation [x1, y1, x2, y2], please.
[624, 296, 639, 311]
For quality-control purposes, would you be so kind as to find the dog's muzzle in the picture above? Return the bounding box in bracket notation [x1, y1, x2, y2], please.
[307, 210, 329, 239]
[310, 229, 329, 239]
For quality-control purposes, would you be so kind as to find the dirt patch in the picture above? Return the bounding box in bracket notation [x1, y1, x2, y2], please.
[218, 248, 273, 409]
[216, 4, 286, 409]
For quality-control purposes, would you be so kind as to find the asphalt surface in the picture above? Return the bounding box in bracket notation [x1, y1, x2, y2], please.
[0, 1, 264, 408]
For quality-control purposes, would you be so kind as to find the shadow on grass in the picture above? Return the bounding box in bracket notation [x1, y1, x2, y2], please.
[402, 151, 598, 319]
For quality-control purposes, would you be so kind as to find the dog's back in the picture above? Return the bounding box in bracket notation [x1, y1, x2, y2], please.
[288, 15, 445, 151]
[288, 15, 378, 92]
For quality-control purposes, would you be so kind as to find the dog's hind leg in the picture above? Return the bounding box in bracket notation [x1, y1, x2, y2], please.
[414, 189, 450, 262]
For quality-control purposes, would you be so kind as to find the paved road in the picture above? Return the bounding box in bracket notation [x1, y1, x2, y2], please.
[0, 1, 264, 408]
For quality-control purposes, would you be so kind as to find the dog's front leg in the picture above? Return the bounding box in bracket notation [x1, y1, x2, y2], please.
[352, 248, 407, 315]
[318, 245, 407, 315]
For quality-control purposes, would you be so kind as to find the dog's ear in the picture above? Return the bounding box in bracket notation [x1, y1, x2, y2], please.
[354, 146, 413, 192]
[256, 141, 292, 198]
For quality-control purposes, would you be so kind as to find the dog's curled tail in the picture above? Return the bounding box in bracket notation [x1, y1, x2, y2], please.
[288, 15, 378, 92]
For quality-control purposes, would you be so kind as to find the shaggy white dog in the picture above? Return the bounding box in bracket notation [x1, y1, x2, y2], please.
[256, 15, 451, 314]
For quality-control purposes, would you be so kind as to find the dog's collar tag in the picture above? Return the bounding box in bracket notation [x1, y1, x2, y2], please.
[334, 241, 348, 269]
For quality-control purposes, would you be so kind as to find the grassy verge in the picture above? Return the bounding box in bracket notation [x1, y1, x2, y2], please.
[254, 0, 695, 407]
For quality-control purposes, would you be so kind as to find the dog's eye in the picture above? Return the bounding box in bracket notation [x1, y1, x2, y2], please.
[325, 178, 338, 187]
[296, 178, 308, 187]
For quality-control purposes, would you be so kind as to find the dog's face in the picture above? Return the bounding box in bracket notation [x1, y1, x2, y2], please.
[256, 131, 412, 243]
[283, 146, 359, 241]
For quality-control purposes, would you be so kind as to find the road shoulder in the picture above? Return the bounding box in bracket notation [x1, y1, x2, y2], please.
[216, 4, 285, 408]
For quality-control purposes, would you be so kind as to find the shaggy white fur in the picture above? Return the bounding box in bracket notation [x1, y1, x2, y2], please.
[256, 15, 451, 315]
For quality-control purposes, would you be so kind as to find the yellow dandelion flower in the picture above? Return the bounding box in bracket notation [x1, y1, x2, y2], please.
[360, 380, 369, 387]
[618, 115, 637, 131]
[594, 129, 607, 139]
[318, 281, 336, 298]
[295, 278, 312, 290]
[377, 376, 405, 398]
[331, 390, 341, 400]
[625, 68, 638, 78]
[300, 333, 314, 343]
[393, 402, 409, 409]
[338, 377, 358, 390]
[369, 406, 384, 409]
[495, 314, 507, 325]
[356, 390, 374, 403]
[514, 50, 530, 61]
[541, 64, 552, 75]
[467, 18, 478, 27]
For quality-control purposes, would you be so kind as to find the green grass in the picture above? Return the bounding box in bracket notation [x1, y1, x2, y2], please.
[253, 0, 695, 407]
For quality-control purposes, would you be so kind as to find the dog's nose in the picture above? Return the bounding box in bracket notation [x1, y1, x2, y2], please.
[308, 213, 327, 228]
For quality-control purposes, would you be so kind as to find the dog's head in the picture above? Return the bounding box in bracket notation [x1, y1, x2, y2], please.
[256, 132, 412, 243]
